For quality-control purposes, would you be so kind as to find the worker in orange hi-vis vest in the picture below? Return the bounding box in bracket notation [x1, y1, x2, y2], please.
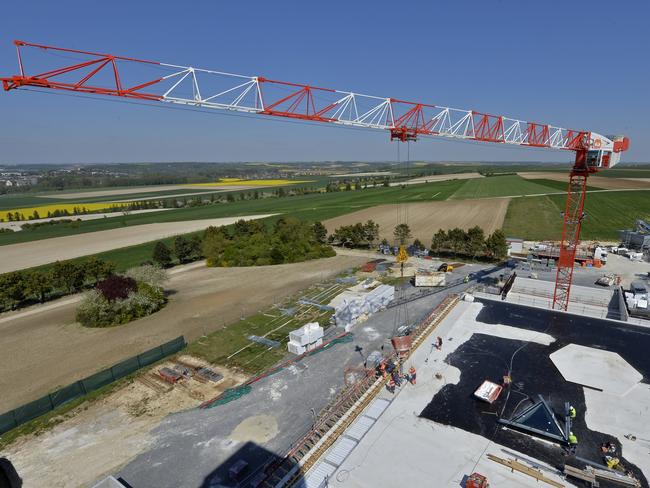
[409, 366, 417, 385]
[380, 362, 387, 378]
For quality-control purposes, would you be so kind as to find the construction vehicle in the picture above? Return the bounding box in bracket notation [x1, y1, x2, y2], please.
[0, 40, 630, 311]
[438, 263, 454, 272]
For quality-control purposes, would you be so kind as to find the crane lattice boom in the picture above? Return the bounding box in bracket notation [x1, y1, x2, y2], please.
[1, 40, 630, 311]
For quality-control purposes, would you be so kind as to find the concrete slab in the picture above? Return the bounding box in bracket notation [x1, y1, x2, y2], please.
[318, 302, 567, 488]
[584, 383, 650, 481]
[550, 344, 642, 396]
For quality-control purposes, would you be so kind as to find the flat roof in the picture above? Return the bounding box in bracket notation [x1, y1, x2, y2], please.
[311, 299, 649, 488]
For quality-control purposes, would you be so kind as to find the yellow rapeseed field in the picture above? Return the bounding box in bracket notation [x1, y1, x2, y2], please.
[0, 202, 129, 222]
[191, 178, 312, 187]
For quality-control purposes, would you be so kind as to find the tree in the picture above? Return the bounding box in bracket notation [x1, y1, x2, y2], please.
[431, 229, 447, 254]
[51, 261, 86, 293]
[96, 275, 138, 301]
[23, 270, 52, 303]
[413, 238, 424, 250]
[363, 220, 380, 247]
[486, 229, 508, 260]
[393, 223, 412, 245]
[466, 226, 486, 259]
[188, 235, 203, 260]
[202, 232, 229, 266]
[173, 236, 192, 263]
[0, 271, 26, 310]
[447, 227, 468, 256]
[85, 257, 115, 282]
[313, 221, 328, 244]
[152, 241, 173, 267]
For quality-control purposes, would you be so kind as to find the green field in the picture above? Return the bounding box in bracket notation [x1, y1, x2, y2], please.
[526, 179, 603, 192]
[0, 180, 463, 246]
[448, 175, 561, 199]
[502, 190, 650, 241]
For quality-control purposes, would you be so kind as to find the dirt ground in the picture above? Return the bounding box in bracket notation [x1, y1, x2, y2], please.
[323, 199, 510, 243]
[0, 214, 275, 273]
[0, 254, 365, 412]
[390, 172, 483, 186]
[518, 172, 650, 189]
[3, 355, 248, 488]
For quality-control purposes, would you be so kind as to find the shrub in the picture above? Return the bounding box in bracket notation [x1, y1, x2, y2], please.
[76, 278, 167, 328]
[125, 264, 168, 288]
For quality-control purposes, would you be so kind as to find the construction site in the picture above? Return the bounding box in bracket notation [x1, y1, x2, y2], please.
[1, 5, 649, 488]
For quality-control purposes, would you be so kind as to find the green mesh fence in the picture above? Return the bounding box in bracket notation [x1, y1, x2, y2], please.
[205, 385, 252, 408]
[0, 336, 186, 435]
[50, 382, 85, 409]
[0, 411, 16, 434]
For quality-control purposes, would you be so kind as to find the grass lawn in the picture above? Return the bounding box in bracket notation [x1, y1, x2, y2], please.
[448, 175, 561, 199]
[0, 179, 464, 246]
[502, 190, 650, 241]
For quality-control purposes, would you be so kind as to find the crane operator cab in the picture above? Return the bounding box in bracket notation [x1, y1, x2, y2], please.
[586, 133, 630, 171]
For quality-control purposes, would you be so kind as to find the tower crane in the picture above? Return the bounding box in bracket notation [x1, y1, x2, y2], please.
[1, 40, 630, 311]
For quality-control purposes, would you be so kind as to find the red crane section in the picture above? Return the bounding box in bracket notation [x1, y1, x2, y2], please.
[1, 40, 630, 311]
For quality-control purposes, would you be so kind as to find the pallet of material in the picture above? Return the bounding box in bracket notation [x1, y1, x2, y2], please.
[564, 465, 599, 486]
[487, 453, 564, 488]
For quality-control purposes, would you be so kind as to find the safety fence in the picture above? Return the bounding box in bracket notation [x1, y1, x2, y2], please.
[0, 336, 186, 435]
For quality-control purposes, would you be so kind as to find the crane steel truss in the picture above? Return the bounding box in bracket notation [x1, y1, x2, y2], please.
[2, 41, 591, 151]
[2, 41, 622, 312]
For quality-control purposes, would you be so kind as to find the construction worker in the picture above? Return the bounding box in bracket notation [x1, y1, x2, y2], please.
[464, 275, 470, 283]
[387, 378, 396, 394]
[379, 362, 387, 378]
[568, 432, 578, 454]
[408, 366, 416, 385]
[605, 456, 620, 470]
[569, 405, 576, 419]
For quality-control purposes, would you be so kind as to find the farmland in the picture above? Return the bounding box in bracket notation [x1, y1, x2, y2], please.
[502, 190, 650, 241]
[448, 174, 564, 199]
[191, 178, 314, 187]
[323, 198, 510, 244]
[0, 179, 464, 246]
[0, 201, 131, 222]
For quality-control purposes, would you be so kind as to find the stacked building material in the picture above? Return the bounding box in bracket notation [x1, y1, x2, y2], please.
[287, 322, 324, 355]
[332, 284, 395, 331]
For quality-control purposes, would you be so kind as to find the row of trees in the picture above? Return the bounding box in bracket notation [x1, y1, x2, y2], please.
[202, 218, 335, 267]
[0, 257, 115, 312]
[327, 220, 508, 260]
[152, 235, 203, 267]
[431, 227, 508, 259]
[151, 218, 335, 268]
[328, 220, 379, 248]
[76, 265, 168, 328]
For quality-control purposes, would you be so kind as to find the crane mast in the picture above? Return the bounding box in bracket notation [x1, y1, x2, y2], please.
[1, 40, 630, 311]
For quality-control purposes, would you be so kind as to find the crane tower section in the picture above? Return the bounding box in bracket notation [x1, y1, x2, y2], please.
[1, 40, 630, 311]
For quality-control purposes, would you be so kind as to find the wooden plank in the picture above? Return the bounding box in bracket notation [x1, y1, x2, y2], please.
[487, 454, 565, 488]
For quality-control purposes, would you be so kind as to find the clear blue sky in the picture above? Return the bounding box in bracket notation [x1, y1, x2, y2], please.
[1, 0, 647, 165]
